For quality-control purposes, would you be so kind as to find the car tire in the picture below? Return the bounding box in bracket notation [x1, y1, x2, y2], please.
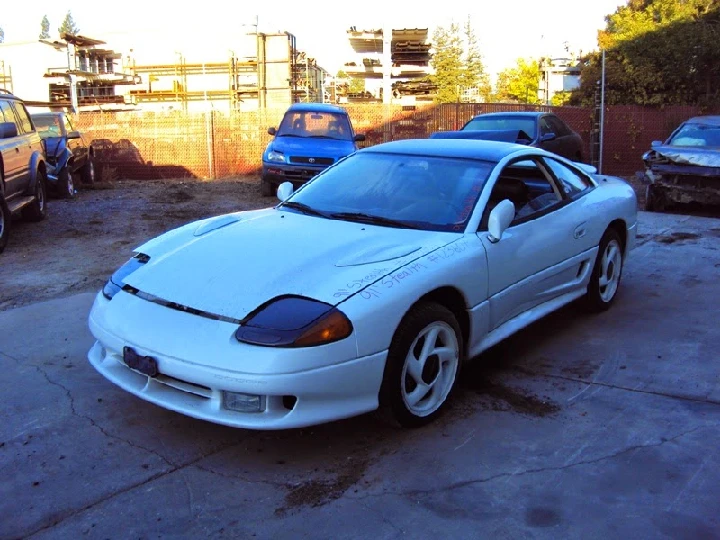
[57, 167, 75, 199]
[22, 171, 49, 222]
[260, 177, 274, 197]
[644, 184, 663, 212]
[379, 302, 463, 428]
[0, 196, 10, 254]
[81, 157, 96, 185]
[584, 228, 624, 312]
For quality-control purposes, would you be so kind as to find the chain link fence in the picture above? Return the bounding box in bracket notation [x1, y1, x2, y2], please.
[74, 103, 720, 181]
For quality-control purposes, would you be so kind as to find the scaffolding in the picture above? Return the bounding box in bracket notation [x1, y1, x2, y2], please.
[0, 61, 12, 94]
[127, 33, 327, 111]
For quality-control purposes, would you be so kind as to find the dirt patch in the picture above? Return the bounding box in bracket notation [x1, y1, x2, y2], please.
[279, 456, 371, 512]
[0, 176, 269, 311]
[654, 231, 701, 244]
[461, 374, 560, 418]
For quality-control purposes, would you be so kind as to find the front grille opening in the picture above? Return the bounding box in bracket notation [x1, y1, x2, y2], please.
[155, 374, 212, 399]
[282, 395, 298, 410]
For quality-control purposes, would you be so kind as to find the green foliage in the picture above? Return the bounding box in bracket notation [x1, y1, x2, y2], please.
[58, 11, 79, 36]
[460, 16, 491, 102]
[39, 15, 50, 40]
[348, 77, 365, 94]
[430, 23, 464, 103]
[493, 58, 542, 104]
[573, 0, 720, 105]
[335, 70, 365, 94]
[551, 91, 573, 106]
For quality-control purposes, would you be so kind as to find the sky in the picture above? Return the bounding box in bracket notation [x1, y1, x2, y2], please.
[1, 0, 626, 77]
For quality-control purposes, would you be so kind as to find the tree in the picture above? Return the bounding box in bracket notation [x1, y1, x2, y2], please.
[336, 70, 365, 94]
[58, 11, 79, 36]
[460, 16, 491, 102]
[493, 58, 542, 104]
[430, 23, 464, 103]
[571, 0, 720, 105]
[39, 15, 50, 40]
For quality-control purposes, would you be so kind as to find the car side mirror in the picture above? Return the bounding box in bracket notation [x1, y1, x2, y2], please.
[277, 181, 294, 202]
[651, 140, 662, 147]
[354, 133, 366, 142]
[67, 130, 81, 139]
[487, 199, 515, 243]
[268, 127, 277, 136]
[0, 122, 18, 139]
[541, 132, 556, 142]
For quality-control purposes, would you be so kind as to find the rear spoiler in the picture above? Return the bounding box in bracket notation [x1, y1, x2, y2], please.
[429, 129, 533, 144]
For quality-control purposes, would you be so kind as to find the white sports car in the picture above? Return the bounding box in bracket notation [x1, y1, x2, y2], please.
[88, 139, 637, 429]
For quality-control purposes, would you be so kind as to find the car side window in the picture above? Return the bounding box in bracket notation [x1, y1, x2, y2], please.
[11, 103, 34, 134]
[547, 116, 570, 137]
[0, 101, 15, 126]
[480, 158, 564, 229]
[539, 118, 553, 136]
[542, 158, 593, 197]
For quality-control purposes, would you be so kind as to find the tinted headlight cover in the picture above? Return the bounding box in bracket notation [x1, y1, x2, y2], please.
[102, 253, 150, 300]
[235, 295, 353, 347]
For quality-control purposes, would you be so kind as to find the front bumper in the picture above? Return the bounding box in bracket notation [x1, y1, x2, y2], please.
[87, 292, 387, 429]
[262, 163, 327, 185]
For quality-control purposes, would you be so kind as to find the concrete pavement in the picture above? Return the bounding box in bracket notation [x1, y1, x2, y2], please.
[1, 211, 719, 539]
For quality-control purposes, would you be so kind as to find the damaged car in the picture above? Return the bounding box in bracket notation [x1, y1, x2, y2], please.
[32, 112, 96, 199]
[88, 139, 636, 430]
[641, 116, 720, 212]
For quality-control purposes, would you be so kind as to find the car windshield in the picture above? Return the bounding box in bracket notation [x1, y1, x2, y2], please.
[463, 116, 537, 138]
[668, 123, 720, 148]
[282, 152, 494, 232]
[276, 111, 353, 140]
[32, 115, 63, 139]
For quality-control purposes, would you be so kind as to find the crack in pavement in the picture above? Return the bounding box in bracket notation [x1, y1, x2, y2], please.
[30, 360, 176, 469]
[356, 499, 405, 537]
[2, 352, 247, 539]
[25, 440, 243, 539]
[193, 463, 288, 489]
[511, 366, 720, 407]
[349, 426, 705, 501]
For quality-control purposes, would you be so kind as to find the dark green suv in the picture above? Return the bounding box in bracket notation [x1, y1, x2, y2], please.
[0, 90, 48, 254]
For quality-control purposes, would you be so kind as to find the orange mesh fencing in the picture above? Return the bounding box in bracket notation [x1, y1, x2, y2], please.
[73, 103, 720, 180]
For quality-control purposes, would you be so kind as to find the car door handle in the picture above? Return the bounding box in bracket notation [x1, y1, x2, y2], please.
[574, 223, 587, 239]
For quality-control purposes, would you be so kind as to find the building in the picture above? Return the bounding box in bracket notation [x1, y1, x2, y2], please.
[538, 57, 581, 104]
[127, 33, 328, 112]
[0, 31, 328, 114]
[339, 27, 434, 104]
[0, 34, 138, 110]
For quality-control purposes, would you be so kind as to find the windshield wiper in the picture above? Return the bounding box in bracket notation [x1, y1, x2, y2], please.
[330, 211, 419, 229]
[278, 133, 303, 138]
[281, 201, 329, 218]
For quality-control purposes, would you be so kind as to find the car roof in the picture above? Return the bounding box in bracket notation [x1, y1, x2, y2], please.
[685, 116, 720, 126]
[0, 90, 23, 102]
[359, 138, 528, 162]
[286, 102, 348, 114]
[469, 111, 547, 121]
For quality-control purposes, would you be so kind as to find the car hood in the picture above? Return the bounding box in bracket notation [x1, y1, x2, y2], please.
[124, 209, 455, 320]
[269, 136, 356, 158]
[646, 145, 720, 168]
